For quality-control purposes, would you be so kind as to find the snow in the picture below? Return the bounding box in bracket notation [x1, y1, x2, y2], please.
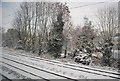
[2, 58, 65, 79]
[1, 64, 36, 79]
[0, 63, 28, 79]
[1, 47, 119, 79]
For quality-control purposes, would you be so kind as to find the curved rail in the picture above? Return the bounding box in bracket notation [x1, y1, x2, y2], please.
[4, 52, 120, 79]
[1, 51, 120, 79]
[1, 56, 78, 81]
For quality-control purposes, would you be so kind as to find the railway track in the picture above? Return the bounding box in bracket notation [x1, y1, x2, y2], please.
[0, 61, 48, 81]
[1, 55, 78, 81]
[3, 51, 120, 80]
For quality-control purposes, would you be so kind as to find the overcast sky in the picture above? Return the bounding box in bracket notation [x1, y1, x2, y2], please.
[1, 0, 119, 31]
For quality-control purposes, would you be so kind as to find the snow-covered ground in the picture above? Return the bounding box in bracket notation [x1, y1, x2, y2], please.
[0, 64, 30, 79]
[2, 47, 118, 72]
[1, 47, 119, 80]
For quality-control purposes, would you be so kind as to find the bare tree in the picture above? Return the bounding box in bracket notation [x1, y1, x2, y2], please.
[96, 5, 118, 66]
[13, 2, 34, 50]
[12, 2, 71, 56]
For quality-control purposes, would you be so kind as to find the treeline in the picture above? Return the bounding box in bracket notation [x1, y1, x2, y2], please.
[2, 2, 71, 58]
[2, 2, 119, 67]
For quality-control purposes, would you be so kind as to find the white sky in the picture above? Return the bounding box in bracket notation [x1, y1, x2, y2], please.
[0, 0, 119, 31]
[67, 1, 118, 27]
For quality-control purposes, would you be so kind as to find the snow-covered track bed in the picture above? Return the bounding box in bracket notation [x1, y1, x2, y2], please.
[0, 61, 46, 80]
[0, 61, 32, 80]
[4, 52, 120, 80]
[0, 73, 13, 81]
[0, 55, 77, 81]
